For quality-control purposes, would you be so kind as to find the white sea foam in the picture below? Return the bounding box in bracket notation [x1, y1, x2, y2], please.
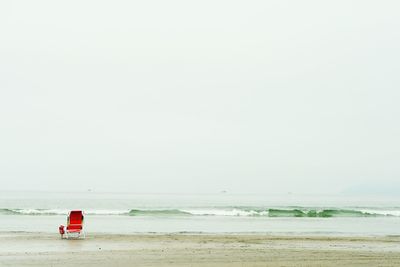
[0, 209, 130, 216]
[357, 209, 400, 217]
[181, 208, 268, 217]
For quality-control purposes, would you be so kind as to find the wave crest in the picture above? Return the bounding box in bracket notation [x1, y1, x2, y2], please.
[1, 207, 398, 217]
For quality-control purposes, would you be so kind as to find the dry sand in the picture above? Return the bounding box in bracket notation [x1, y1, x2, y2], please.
[1, 232, 400, 266]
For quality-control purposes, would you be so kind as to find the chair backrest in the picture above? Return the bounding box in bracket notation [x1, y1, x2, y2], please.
[68, 210, 84, 229]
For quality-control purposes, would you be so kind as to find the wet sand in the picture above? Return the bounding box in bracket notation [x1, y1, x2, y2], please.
[1, 232, 400, 266]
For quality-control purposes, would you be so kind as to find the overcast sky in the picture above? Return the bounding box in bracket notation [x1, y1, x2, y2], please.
[0, 1, 399, 194]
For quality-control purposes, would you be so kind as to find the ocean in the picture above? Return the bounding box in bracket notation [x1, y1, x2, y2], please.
[1, 191, 399, 236]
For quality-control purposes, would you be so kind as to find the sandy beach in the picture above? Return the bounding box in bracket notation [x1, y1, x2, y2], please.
[1, 233, 400, 267]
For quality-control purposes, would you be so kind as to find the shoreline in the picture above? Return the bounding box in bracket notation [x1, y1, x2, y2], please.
[1, 232, 400, 266]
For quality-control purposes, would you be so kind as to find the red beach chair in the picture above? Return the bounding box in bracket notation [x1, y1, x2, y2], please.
[59, 210, 85, 239]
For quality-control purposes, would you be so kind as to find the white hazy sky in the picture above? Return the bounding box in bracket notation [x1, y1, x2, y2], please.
[0, 0, 399, 194]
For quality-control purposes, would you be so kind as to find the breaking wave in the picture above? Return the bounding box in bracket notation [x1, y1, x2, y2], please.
[1, 207, 399, 217]
[128, 209, 191, 216]
[0, 209, 129, 216]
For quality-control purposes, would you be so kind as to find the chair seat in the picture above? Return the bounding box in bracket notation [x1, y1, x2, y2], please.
[67, 224, 82, 230]
[66, 228, 82, 233]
